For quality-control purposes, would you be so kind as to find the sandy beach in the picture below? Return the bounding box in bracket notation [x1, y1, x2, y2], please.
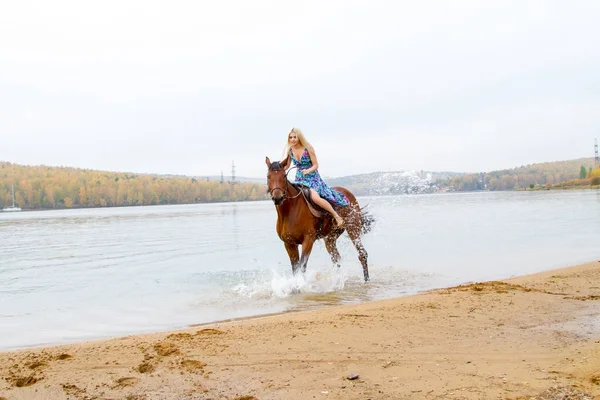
[1, 261, 599, 400]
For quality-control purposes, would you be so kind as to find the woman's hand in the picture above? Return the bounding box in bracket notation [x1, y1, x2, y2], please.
[301, 169, 312, 175]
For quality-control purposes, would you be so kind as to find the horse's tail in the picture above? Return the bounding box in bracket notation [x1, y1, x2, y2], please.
[360, 205, 375, 235]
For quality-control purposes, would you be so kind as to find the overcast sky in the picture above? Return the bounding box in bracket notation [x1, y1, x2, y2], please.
[1, 1, 599, 178]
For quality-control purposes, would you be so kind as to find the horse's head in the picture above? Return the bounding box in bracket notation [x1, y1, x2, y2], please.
[265, 156, 289, 206]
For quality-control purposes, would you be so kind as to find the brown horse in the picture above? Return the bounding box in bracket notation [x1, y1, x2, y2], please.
[265, 156, 374, 281]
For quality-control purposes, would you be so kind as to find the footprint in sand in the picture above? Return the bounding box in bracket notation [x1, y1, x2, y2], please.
[196, 328, 224, 335]
[61, 383, 87, 398]
[180, 359, 207, 373]
[114, 376, 140, 388]
[27, 361, 47, 370]
[55, 353, 73, 360]
[8, 374, 39, 387]
[137, 360, 156, 374]
[154, 342, 180, 357]
[136, 353, 157, 374]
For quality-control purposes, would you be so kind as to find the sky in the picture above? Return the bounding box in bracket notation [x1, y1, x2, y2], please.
[1, 1, 599, 179]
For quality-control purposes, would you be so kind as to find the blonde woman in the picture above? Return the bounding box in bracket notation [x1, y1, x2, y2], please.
[282, 127, 348, 227]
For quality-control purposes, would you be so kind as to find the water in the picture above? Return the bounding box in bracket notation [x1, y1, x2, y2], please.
[1, 190, 599, 350]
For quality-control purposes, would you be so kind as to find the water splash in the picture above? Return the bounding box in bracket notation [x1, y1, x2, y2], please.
[270, 267, 349, 297]
[228, 266, 350, 300]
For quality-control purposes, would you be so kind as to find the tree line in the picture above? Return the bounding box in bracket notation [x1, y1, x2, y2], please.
[0, 162, 269, 210]
[441, 157, 599, 191]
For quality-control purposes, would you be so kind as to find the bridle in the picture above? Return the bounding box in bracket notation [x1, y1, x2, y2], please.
[268, 166, 302, 203]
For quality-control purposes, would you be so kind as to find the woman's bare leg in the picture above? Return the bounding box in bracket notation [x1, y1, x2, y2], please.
[309, 189, 344, 226]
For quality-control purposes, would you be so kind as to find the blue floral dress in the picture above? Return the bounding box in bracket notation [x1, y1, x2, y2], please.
[290, 148, 350, 207]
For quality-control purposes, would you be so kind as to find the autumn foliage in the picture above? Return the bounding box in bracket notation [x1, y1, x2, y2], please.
[0, 162, 269, 210]
[444, 157, 597, 191]
[590, 167, 600, 186]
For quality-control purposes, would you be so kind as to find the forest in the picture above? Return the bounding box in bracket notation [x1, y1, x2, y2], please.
[0, 162, 269, 210]
[2, 157, 599, 210]
[442, 157, 600, 191]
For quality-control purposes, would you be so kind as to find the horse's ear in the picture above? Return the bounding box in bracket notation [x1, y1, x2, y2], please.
[280, 156, 289, 170]
[265, 157, 271, 167]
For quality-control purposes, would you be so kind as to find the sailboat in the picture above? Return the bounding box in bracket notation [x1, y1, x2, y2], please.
[2, 184, 22, 212]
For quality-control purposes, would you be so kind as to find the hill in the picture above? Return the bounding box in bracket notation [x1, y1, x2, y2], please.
[327, 157, 597, 195]
[328, 171, 462, 196]
[0, 162, 268, 210]
[1, 157, 597, 210]
[443, 157, 596, 191]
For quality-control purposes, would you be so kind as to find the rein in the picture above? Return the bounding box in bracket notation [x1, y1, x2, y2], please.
[268, 166, 303, 202]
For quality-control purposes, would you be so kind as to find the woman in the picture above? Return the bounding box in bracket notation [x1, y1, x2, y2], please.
[282, 127, 348, 227]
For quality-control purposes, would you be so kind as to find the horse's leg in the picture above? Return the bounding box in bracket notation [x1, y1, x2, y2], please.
[299, 236, 316, 273]
[284, 242, 301, 275]
[324, 233, 342, 268]
[346, 226, 369, 282]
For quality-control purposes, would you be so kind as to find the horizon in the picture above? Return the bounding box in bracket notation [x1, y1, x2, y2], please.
[1, 154, 594, 181]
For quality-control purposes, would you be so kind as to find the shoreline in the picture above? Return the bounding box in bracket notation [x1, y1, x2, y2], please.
[1, 261, 600, 400]
[0, 309, 309, 354]
[3, 186, 599, 213]
[0, 261, 572, 355]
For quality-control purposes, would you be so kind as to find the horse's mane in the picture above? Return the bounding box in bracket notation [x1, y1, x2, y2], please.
[268, 161, 285, 171]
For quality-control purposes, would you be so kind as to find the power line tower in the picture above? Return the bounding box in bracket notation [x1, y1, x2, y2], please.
[595, 138, 599, 167]
[231, 160, 236, 185]
[220, 170, 224, 184]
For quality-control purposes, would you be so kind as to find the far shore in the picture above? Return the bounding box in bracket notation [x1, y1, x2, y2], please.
[516, 185, 600, 191]
[1, 260, 600, 400]
[3, 186, 600, 213]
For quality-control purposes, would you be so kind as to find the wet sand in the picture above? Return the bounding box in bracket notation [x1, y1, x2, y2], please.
[1, 261, 600, 400]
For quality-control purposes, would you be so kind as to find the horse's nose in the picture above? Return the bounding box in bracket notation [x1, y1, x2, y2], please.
[271, 190, 284, 205]
[272, 194, 284, 205]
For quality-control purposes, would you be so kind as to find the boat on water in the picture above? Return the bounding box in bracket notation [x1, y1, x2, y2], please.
[2, 184, 21, 212]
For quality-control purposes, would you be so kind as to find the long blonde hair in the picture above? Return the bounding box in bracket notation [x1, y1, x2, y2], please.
[282, 127, 312, 160]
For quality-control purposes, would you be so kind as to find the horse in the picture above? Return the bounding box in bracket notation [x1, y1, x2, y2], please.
[265, 156, 374, 281]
